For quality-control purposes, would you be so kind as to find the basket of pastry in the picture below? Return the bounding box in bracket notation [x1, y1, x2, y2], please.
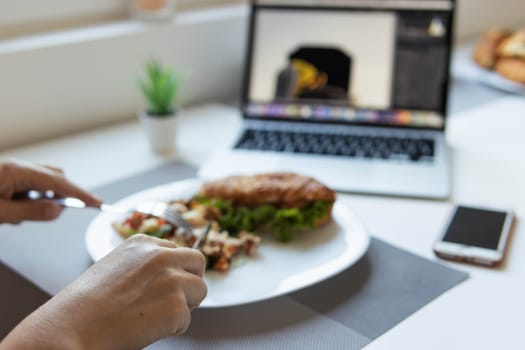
[473, 28, 525, 84]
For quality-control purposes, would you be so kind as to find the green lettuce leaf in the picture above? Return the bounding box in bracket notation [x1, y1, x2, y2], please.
[194, 197, 332, 242]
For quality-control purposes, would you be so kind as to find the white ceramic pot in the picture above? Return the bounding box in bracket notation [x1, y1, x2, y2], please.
[139, 111, 177, 154]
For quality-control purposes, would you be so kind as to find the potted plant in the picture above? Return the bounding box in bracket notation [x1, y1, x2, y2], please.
[138, 59, 182, 154]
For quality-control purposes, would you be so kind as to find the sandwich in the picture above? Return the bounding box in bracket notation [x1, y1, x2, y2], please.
[196, 172, 336, 242]
[111, 172, 336, 271]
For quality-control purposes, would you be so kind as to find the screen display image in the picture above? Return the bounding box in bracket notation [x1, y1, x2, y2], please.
[244, 5, 452, 128]
[250, 10, 396, 110]
[442, 207, 508, 250]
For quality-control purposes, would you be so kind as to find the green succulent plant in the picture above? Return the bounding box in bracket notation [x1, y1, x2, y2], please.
[138, 60, 182, 117]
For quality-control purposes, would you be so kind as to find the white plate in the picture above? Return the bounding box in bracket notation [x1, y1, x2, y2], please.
[85, 179, 370, 308]
[452, 46, 525, 96]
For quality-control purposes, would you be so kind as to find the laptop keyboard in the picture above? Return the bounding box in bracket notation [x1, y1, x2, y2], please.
[234, 129, 435, 162]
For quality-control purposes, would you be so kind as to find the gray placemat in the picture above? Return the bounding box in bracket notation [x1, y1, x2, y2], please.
[0, 162, 468, 349]
[150, 239, 468, 350]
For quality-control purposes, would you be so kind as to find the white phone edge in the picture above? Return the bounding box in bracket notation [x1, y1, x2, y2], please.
[432, 204, 515, 266]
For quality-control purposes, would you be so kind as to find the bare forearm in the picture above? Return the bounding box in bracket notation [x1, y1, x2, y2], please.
[0, 304, 85, 350]
[1, 235, 206, 349]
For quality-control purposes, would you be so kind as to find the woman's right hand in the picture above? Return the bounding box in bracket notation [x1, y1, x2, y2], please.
[1, 234, 207, 350]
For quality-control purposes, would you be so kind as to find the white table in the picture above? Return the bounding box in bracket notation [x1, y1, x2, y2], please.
[1, 81, 524, 349]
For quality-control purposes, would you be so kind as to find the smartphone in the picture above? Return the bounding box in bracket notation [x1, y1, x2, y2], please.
[433, 205, 514, 266]
[0, 261, 50, 339]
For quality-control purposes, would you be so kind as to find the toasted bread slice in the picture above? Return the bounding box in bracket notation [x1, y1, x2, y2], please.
[312, 203, 334, 228]
[198, 173, 336, 209]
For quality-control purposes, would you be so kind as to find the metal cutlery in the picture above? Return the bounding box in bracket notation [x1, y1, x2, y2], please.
[22, 190, 195, 237]
[192, 221, 212, 249]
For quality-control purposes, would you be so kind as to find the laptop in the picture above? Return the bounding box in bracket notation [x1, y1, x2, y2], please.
[199, 0, 455, 199]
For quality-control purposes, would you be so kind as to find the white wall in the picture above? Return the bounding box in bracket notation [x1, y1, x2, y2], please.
[455, 0, 525, 41]
[0, 0, 523, 150]
[0, 5, 249, 149]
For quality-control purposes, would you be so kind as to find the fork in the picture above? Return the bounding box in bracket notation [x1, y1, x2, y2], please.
[163, 206, 212, 249]
[191, 221, 212, 249]
[22, 190, 194, 236]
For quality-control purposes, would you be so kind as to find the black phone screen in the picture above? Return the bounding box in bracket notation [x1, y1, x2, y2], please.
[442, 206, 508, 250]
[0, 260, 50, 339]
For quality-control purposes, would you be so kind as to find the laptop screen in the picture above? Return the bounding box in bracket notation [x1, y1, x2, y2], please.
[242, 0, 455, 129]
